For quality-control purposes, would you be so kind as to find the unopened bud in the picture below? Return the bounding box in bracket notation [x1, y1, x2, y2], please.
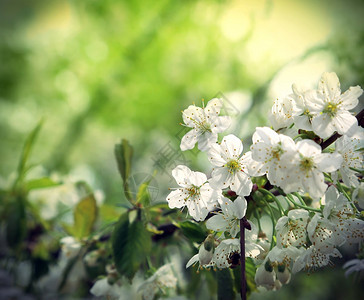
[277, 266, 291, 285]
[255, 264, 276, 290]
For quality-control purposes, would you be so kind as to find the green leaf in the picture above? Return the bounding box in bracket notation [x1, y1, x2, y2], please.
[15, 119, 43, 186]
[112, 211, 151, 280]
[217, 269, 235, 300]
[73, 194, 97, 239]
[178, 220, 206, 243]
[25, 177, 60, 191]
[136, 181, 151, 207]
[114, 139, 134, 201]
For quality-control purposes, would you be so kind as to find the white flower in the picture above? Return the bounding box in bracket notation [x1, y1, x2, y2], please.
[250, 127, 297, 190]
[206, 196, 247, 237]
[292, 245, 342, 273]
[213, 238, 241, 269]
[333, 134, 364, 187]
[343, 259, 364, 277]
[268, 95, 295, 130]
[287, 139, 342, 199]
[90, 278, 122, 299]
[166, 165, 219, 221]
[275, 209, 309, 248]
[180, 98, 231, 151]
[307, 214, 342, 252]
[291, 84, 321, 131]
[138, 264, 177, 300]
[310, 72, 363, 138]
[266, 246, 304, 267]
[208, 134, 253, 196]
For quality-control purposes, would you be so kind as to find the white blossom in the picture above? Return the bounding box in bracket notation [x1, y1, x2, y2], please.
[275, 209, 309, 248]
[250, 127, 297, 189]
[206, 196, 247, 238]
[287, 139, 342, 199]
[292, 245, 342, 273]
[333, 133, 364, 187]
[180, 98, 231, 151]
[310, 72, 363, 138]
[166, 165, 220, 221]
[208, 134, 253, 196]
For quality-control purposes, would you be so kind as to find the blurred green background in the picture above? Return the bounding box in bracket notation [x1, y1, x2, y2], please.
[0, 0, 363, 298]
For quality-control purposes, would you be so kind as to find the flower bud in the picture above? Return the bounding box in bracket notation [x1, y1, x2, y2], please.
[197, 235, 215, 265]
[255, 264, 276, 290]
[277, 266, 291, 285]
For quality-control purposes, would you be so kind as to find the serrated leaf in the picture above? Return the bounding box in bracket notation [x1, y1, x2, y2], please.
[25, 177, 60, 191]
[178, 220, 206, 243]
[114, 139, 133, 201]
[73, 194, 97, 239]
[112, 211, 151, 280]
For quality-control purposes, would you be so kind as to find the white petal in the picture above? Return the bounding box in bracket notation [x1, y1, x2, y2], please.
[315, 153, 343, 172]
[211, 116, 231, 133]
[186, 254, 199, 268]
[206, 214, 229, 232]
[209, 167, 231, 189]
[204, 98, 223, 116]
[187, 199, 209, 221]
[234, 196, 247, 219]
[240, 151, 266, 177]
[340, 86, 363, 110]
[182, 105, 204, 127]
[172, 165, 192, 187]
[220, 134, 243, 158]
[230, 171, 252, 197]
[197, 132, 218, 152]
[312, 114, 337, 139]
[166, 189, 186, 208]
[303, 170, 327, 200]
[332, 111, 358, 136]
[296, 139, 321, 157]
[318, 72, 341, 102]
[180, 129, 199, 151]
[208, 143, 228, 167]
[252, 127, 280, 145]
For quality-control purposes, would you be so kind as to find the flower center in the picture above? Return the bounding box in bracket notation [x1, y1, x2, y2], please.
[227, 160, 240, 174]
[271, 145, 284, 160]
[198, 120, 212, 133]
[187, 185, 200, 198]
[323, 102, 338, 117]
[299, 156, 314, 174]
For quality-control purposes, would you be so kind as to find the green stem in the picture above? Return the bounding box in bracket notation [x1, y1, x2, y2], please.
[258, 188, 285, 215]
[336, 181, 358, 213]
[292, 192, 307, 206]
[261, 197, 276, 250]
[286, 194, 321, 212]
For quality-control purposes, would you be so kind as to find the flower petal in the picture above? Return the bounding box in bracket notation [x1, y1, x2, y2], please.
[180, 129, 199, 151]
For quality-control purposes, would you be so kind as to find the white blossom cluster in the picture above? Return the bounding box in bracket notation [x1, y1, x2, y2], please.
[166, 72, 364, 290]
